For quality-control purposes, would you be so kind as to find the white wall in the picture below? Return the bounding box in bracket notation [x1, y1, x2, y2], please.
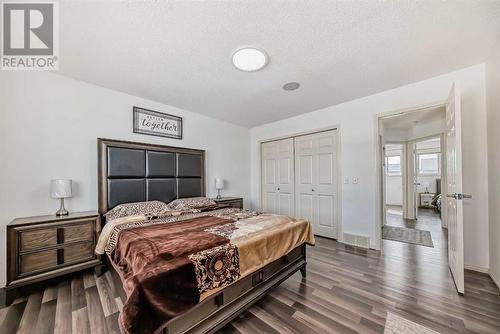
[0, 71, 251, 286]
[486, 40, 500, 287]
[250, 64, 490, 271]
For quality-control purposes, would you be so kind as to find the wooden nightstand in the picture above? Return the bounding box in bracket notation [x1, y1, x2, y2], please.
[2, 211, 101, 306]
[213, 197, 243, 209]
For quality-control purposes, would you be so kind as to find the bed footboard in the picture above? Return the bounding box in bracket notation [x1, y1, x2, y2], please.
[106, 244, 307, 334]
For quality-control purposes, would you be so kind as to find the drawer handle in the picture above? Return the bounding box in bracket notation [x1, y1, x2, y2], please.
[57, 249, 64, 265]
[215, 293, 224, 307]
[252, 270, 264, 286]
[57, 228, 64, 244]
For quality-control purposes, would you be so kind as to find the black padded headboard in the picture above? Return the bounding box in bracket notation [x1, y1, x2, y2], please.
[97, 138, 205, 215]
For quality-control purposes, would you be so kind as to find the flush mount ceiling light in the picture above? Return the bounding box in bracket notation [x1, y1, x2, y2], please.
[282, 82, 300, 91]
[232, 48, 268, 72]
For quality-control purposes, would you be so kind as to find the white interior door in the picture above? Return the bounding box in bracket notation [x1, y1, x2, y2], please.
[295, 130, 338, 238]
[261, 138, 294, 215]
[445, 83, 465, 294]
[381, 141, 387, 226]
[414, 142, 419, 219]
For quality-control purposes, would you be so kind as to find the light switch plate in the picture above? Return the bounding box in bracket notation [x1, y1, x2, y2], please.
[344, 177, 349, 184]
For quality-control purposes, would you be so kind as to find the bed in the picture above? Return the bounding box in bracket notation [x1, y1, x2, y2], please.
[96, 138, 314, 334]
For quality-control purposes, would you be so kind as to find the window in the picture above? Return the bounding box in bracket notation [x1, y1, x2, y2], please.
[386, 155, 401, 176]
[418, 153, 440, 176]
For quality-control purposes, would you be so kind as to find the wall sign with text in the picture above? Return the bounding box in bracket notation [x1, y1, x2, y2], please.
[133, 107, 183, 139]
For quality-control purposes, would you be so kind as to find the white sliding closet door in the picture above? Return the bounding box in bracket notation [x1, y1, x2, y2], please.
[295, 130, 338, 238]
[261, 138, 294, 215]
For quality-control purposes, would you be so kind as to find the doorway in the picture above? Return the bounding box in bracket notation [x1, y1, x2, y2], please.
[376, 86, 467, 294]
[383, 137, 444, 249]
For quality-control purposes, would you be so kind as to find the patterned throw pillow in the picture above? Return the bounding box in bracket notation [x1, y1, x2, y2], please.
[105, 201, 169, 221]
[166, 197, 216, 211]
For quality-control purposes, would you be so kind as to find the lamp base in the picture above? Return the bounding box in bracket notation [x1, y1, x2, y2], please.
[55, 198, 69, 216]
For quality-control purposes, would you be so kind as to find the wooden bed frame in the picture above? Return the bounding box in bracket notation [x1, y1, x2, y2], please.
[97, 138, 307, 334]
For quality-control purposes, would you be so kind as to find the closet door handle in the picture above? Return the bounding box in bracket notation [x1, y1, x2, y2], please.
[277, 187, 280, 191]
[311, 189, 315, 192]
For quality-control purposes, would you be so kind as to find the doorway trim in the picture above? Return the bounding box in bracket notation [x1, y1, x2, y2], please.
[374, 100, 446, 250]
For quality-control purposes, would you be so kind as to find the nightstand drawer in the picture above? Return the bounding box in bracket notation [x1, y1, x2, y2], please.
[20, 228, 57, 251]
[64, 242, 94, 264]
[20, 249, 58, 275]
[63, 221, 93, 243]
[226, 200, 243, 209]
[214, 197, 243, 209]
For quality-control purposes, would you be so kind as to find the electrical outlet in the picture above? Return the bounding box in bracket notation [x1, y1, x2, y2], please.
[352, 176, 358, 184]
[344, 177, 349, 184]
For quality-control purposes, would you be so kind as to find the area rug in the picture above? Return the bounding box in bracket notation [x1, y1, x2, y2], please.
[384, 312, 440, 334]
[382, 225, 434, 247]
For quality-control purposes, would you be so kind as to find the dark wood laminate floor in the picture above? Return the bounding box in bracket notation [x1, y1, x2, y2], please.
[2, 228, 499, 333]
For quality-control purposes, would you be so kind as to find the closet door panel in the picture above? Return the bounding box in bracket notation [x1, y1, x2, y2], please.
[278, 158, 292, 184]
[318, 195, 334, 226]
[278, 193, 293, 216]
[264, 159, 276, 185]
[295, 134, 316, 222]
[298, 155, 313, 185]
[296, 193, 314, 223]
[263, 192, 277, 213]
[276, 138, 294, 216]
[261, 142, 278, 213]
[261, 138, 294, 215]
[318, 153, 333, 185]
[316, 194, 336, 237]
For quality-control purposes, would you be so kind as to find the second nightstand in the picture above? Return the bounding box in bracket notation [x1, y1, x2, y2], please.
[213, 197, 243, 209]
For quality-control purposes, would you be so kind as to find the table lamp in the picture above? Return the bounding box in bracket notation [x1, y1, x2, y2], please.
[50, 179, 72, 216]
[215, 178, 224, 199]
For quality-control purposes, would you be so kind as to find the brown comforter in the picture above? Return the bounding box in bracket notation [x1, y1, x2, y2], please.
[103, 208, 315, 334]
[111, 215, 235, 334]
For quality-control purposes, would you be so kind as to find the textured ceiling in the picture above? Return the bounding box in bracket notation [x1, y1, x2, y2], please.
[58, 1, 500, 127]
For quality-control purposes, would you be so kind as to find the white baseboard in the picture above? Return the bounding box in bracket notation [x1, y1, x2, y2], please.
[464, 264, 489, 274]
[489, 270, 500, 290]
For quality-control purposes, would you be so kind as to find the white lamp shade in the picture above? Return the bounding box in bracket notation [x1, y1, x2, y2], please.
[215, 178, 224, 190]
[50, 179, 72, 198]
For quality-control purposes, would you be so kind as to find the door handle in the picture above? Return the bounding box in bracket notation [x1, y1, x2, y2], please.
[277, 188, 280, 191]
[311, 189, 315, 192]
[446, 193, 472, 200]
